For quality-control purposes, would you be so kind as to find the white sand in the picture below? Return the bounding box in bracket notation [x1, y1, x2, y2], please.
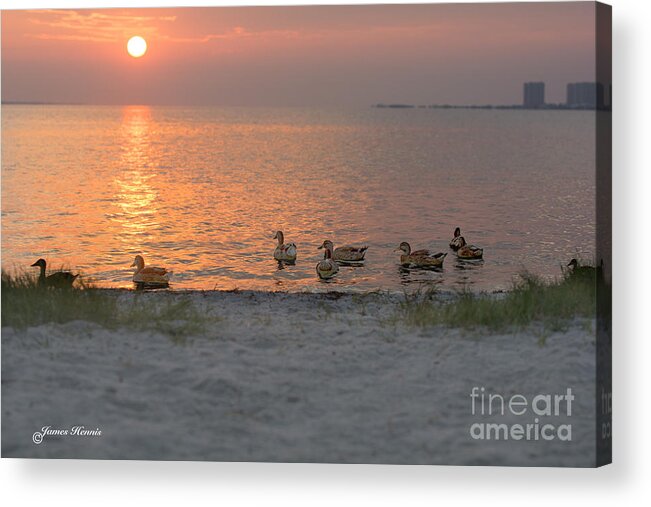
[2, 291, 597, 465]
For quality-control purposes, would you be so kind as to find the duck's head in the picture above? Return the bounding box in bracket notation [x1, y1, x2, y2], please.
[30, 258, 46, 269]
[272, 231, 284, 244]
[131, 255, 145, 270]
[318, 240, 334, 251]
[397, 242, 411, 255]
[454, 227, 461, 238]
[567, 258, 579, 269]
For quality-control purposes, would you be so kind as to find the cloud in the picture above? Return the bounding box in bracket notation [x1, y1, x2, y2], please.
[20, 7, 591, 51]
[23, 9, 300, 45]
[25, 9, 176, 43]
[162, 27, 300, 44]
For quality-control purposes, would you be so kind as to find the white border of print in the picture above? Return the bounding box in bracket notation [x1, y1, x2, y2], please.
[1, 0, 650, 506]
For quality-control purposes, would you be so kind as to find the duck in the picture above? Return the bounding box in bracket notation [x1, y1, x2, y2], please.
[449, 227, 466, 251]
[450, 227, 484, 259]
[316, 242, 339, 279]
[457, 244, 484, 260]
[272, 231, 297, 262]
[566, 258, 601, 277]
[318, 240, 368, 263]
[397, 242, 447, 268]
[131, 255, 172, 286]
[30, 259, 78, 288]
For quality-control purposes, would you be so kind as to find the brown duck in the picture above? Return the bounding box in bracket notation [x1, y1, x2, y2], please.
[318, 240, 368, 263]
[397, 242, 447, 268]
[316, 242, 339, 279]
[449, 227, 466, 251]
[272, 231, 297, 262]
[449, 227, 484, 260]
[131, 255, 173, 286]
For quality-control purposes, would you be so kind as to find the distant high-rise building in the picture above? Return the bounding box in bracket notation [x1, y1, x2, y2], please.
[523, 82, 545, 108]
[566, 82, 605, 109]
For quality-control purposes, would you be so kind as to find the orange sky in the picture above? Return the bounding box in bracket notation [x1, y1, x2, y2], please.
[1, 3, 597, 106]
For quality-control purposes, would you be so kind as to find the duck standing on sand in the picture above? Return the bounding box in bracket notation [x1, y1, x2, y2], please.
[31, 259, 78, 288]
[397, 242, 447, 268]
[318, 240, 368, 263]
[272, 231, 297, 262]
[131, 255, 172, 286]
[316, 242, 339, 279]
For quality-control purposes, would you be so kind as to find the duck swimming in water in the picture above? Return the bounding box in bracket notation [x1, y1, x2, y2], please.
[449, 227, 465, 251]
[31, 259, 78, 288]
[449, 227, 484, 260]
[397, 242, 447, 268]
[131, 255, 172, 286]
[316, 242, 339, 279]
[457, 244, 484, 260]
[318, 240, 368, 263]
[272, 231, 297, 262]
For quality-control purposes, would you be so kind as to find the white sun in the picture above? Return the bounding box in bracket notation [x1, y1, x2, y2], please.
[127, 36, 147, 58]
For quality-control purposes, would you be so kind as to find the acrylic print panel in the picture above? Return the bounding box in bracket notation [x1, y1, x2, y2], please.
[1, 2, 611, 466]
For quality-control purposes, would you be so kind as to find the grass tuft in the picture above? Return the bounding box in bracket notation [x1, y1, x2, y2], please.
[2, 270, 213, 340]
[394, 263, 603, 332]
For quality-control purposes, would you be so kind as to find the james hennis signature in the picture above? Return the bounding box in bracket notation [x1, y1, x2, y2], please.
[32, 425, 102, 445]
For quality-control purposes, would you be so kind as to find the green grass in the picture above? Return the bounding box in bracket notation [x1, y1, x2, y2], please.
[393, 262, 605, 332]
[3, 260, 607, 337]
[1, 270, 212, 340]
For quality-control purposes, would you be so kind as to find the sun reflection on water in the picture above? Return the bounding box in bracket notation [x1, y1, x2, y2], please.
[2, 106, 597, 292]
[112, 106, 159, 243]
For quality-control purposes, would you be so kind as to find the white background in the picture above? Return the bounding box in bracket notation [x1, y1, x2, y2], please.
[0, 0, 649, 504]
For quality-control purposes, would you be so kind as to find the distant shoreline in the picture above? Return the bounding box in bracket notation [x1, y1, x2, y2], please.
[1, 101, 609, 111]
[373, 103, 611, 111]
[1, 100, 85, 106]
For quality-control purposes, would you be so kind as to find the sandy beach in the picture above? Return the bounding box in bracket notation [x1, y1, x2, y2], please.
[2, 290, 597, 466]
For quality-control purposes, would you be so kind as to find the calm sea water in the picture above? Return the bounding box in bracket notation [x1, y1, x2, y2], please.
[2, 105, 595, 292]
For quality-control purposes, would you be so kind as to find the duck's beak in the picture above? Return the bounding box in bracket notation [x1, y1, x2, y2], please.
[30, 261, 39, 267]
[317, 244, 324, 250]
[130, 261, 136, 267]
